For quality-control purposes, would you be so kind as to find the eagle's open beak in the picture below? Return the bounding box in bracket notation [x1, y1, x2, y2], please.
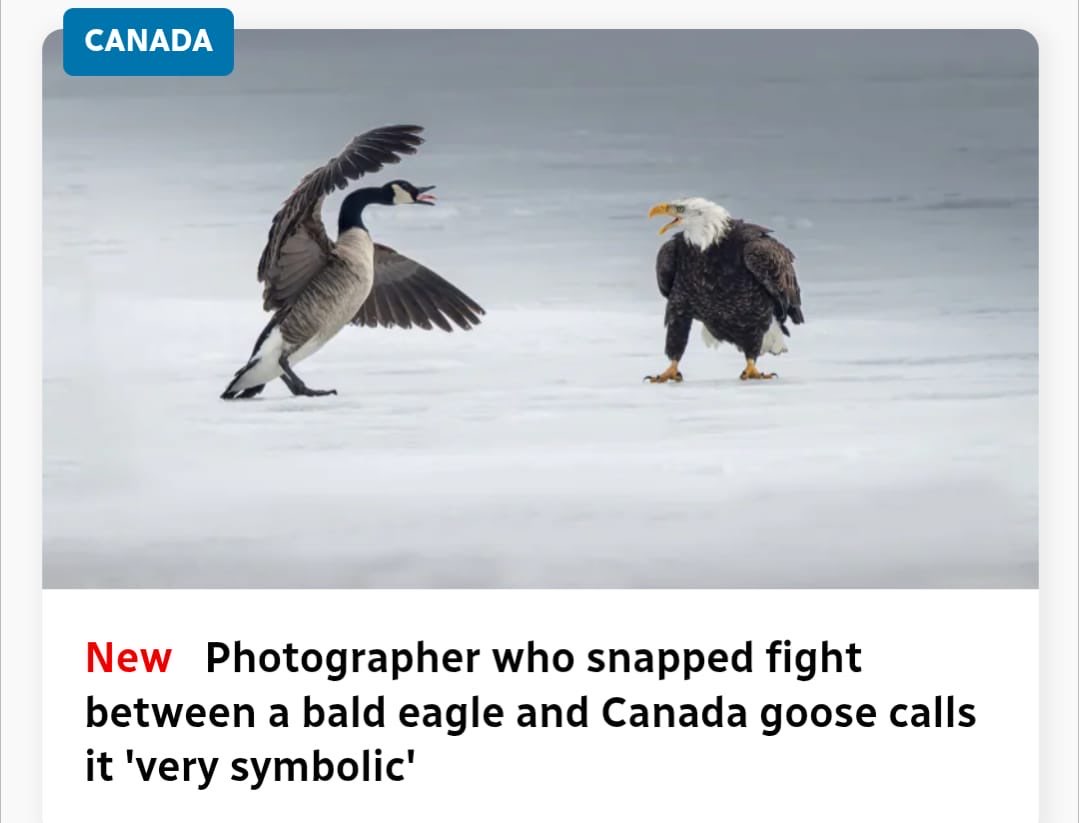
[649, 203, 681, 235]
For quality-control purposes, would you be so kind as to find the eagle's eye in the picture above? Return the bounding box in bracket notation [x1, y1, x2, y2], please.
[675, 205, 686, 214]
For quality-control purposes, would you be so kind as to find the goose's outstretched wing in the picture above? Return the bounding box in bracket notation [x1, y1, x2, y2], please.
[256, 125, 426, 311]
[352, 244, 485, 332]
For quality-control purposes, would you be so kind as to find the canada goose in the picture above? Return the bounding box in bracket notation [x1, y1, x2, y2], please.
[221, 124, 484, 400]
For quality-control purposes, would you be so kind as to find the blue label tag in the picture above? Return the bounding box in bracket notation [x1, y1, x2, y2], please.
[63, 8, 234, 76]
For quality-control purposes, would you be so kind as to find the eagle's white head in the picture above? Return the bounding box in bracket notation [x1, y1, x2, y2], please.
[648, 197, 732, 250]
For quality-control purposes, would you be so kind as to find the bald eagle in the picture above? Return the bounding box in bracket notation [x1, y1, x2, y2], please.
[644, 197, 803, 383]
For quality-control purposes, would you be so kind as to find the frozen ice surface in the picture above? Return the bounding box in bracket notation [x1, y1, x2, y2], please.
[42, 31, 1037, 587]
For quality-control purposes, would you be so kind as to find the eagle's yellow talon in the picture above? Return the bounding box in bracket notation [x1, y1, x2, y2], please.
[645, 362, 683, 384]
[740, 359, 776, 380]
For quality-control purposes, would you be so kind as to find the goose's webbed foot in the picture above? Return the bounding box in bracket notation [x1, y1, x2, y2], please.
[279, 357, 338, 397]
[295, 385, 338, 397]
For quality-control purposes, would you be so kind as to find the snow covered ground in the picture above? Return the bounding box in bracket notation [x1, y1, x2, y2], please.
[42, 31, 1037, 587]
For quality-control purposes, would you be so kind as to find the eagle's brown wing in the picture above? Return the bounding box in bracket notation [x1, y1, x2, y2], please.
[742, 232, 804, 323]
[656, 235, 681, 299]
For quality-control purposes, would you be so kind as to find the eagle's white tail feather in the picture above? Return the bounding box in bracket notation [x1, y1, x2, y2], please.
[762, 318, 789, 356]
[702, 320, 789, 356]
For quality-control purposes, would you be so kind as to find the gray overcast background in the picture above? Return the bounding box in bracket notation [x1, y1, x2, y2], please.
[43, 31, 1037, 588]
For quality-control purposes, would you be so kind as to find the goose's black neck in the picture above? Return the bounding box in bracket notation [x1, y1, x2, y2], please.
[338, 186, 392, 234]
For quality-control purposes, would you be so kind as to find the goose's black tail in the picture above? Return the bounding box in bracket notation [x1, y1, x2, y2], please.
[220, 315, 281, 400]
[220, 360, 267, 400]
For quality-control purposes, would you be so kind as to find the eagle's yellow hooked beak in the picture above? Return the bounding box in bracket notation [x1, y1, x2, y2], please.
[649, 203, 681, 235]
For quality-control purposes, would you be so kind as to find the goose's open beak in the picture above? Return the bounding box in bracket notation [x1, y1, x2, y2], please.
[649, 202, 680, 235]
[415, 185, 437, 205]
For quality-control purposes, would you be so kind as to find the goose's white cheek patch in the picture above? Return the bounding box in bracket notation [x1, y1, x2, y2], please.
[391, 184, 412, 205]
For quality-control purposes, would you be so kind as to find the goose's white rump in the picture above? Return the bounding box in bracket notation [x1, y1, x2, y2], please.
[224, 327, 328, 394]
[226, 327, 284, 393]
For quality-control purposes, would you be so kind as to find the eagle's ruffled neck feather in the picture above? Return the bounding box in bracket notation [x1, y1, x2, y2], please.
[679, 200, 732, 250]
